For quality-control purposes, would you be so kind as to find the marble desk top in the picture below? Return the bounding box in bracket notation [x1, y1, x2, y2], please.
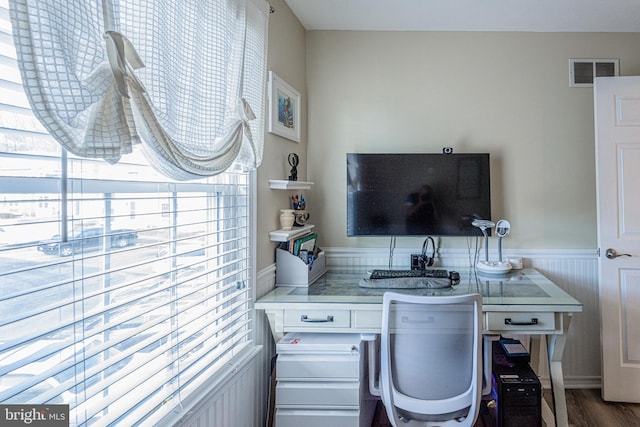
[256, 267, 583, 312]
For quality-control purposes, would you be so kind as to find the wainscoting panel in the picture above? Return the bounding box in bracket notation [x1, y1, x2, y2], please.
[172, 268, 277, 427]
[169, 347, 263, 427]
[527, 253, 601, 388]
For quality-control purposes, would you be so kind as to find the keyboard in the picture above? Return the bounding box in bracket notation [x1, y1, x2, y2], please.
[369, 268, 449, 279]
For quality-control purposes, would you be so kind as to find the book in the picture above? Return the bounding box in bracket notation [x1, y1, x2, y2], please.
[292, 232, 317, 256]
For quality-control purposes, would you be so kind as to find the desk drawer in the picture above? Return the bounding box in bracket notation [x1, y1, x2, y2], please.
[284, 309, 350, 329]
[277, 353, 360, 380]
[486, 312, 556, 331]
[353, 310, 381, 329]
[276, 408, 359, 427]
[276, 381, 360, 407]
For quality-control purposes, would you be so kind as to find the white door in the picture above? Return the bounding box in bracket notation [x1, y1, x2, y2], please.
[595, 76, 640, 402]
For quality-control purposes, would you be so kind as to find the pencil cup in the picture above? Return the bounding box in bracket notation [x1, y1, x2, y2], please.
[294, 212, 310, 226]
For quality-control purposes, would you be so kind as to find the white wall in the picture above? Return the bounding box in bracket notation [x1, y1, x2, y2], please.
[304, 31, 640, 251]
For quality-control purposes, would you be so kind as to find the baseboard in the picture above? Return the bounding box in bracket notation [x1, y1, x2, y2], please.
[563, 376, 602, 389]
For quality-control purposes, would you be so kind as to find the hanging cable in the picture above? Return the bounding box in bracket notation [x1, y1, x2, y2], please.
[388, 236, 396, 269]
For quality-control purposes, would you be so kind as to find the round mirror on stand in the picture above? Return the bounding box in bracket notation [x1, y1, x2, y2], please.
[495, 219, 511, 263]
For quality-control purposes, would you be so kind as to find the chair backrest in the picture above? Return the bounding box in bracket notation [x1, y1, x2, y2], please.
[379, 292, 483, 427]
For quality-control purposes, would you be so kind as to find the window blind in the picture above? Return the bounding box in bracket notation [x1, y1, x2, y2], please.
[0, 2, 255, 425]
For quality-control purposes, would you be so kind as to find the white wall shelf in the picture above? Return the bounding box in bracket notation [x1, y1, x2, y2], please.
[269, 180, 314, 240]
[269, 179, 314, 190]
[269, 224, 315, 242]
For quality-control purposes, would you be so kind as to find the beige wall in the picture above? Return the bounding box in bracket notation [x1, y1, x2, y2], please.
[304, 31, 640, 251]
[256, 23, 640, 269]
[256, 0, 307, 270]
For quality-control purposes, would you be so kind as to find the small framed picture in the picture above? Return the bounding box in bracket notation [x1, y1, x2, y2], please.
[268, 71, 301, 142]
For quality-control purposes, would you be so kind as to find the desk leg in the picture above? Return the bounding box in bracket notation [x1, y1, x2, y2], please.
[546, 313, 572, 427]
[529, 336, 556, 427]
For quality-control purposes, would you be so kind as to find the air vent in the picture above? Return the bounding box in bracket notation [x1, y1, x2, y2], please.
[569, 59, 619, 87]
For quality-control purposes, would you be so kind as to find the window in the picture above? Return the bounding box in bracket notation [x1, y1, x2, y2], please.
[0, 2, 254, 425]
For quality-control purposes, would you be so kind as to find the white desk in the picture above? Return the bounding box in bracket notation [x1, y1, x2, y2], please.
[256, 267, 582, 427]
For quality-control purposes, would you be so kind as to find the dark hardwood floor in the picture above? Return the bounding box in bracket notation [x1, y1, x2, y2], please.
[547, 388, 640, 427]
[371, 389, 640, 427]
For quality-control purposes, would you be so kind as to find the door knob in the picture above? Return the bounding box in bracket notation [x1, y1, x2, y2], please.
[605, 248, 632, 259]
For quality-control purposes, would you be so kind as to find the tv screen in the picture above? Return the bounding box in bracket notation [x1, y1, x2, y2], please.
[347, 153, 491, 237]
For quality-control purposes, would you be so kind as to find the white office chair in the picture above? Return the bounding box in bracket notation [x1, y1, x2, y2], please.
[374, 292, 483, 427]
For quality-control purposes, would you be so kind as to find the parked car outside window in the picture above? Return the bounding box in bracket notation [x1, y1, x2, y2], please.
[37, 227, 138, 257]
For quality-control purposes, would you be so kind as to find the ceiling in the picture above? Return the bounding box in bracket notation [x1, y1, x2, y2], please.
[283, 0, 640, 32]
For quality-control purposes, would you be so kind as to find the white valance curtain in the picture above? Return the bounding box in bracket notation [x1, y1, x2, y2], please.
[8, 0, 268, 180]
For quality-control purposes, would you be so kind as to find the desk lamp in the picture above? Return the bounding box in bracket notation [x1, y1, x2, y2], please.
[472, 219, 494, 269]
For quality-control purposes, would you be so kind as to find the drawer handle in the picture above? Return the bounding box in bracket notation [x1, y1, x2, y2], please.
[505, 317, 538, 326]
[300, 315, 334, 323]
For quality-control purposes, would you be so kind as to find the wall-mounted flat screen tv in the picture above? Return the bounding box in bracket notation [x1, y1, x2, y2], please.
[347, 153, 491, 237]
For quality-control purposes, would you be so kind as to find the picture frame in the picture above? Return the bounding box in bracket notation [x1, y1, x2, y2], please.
[268, 71, 301, 142]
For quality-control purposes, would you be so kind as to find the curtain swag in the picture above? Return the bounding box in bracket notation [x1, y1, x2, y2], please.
[9, 0, 269, 180]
